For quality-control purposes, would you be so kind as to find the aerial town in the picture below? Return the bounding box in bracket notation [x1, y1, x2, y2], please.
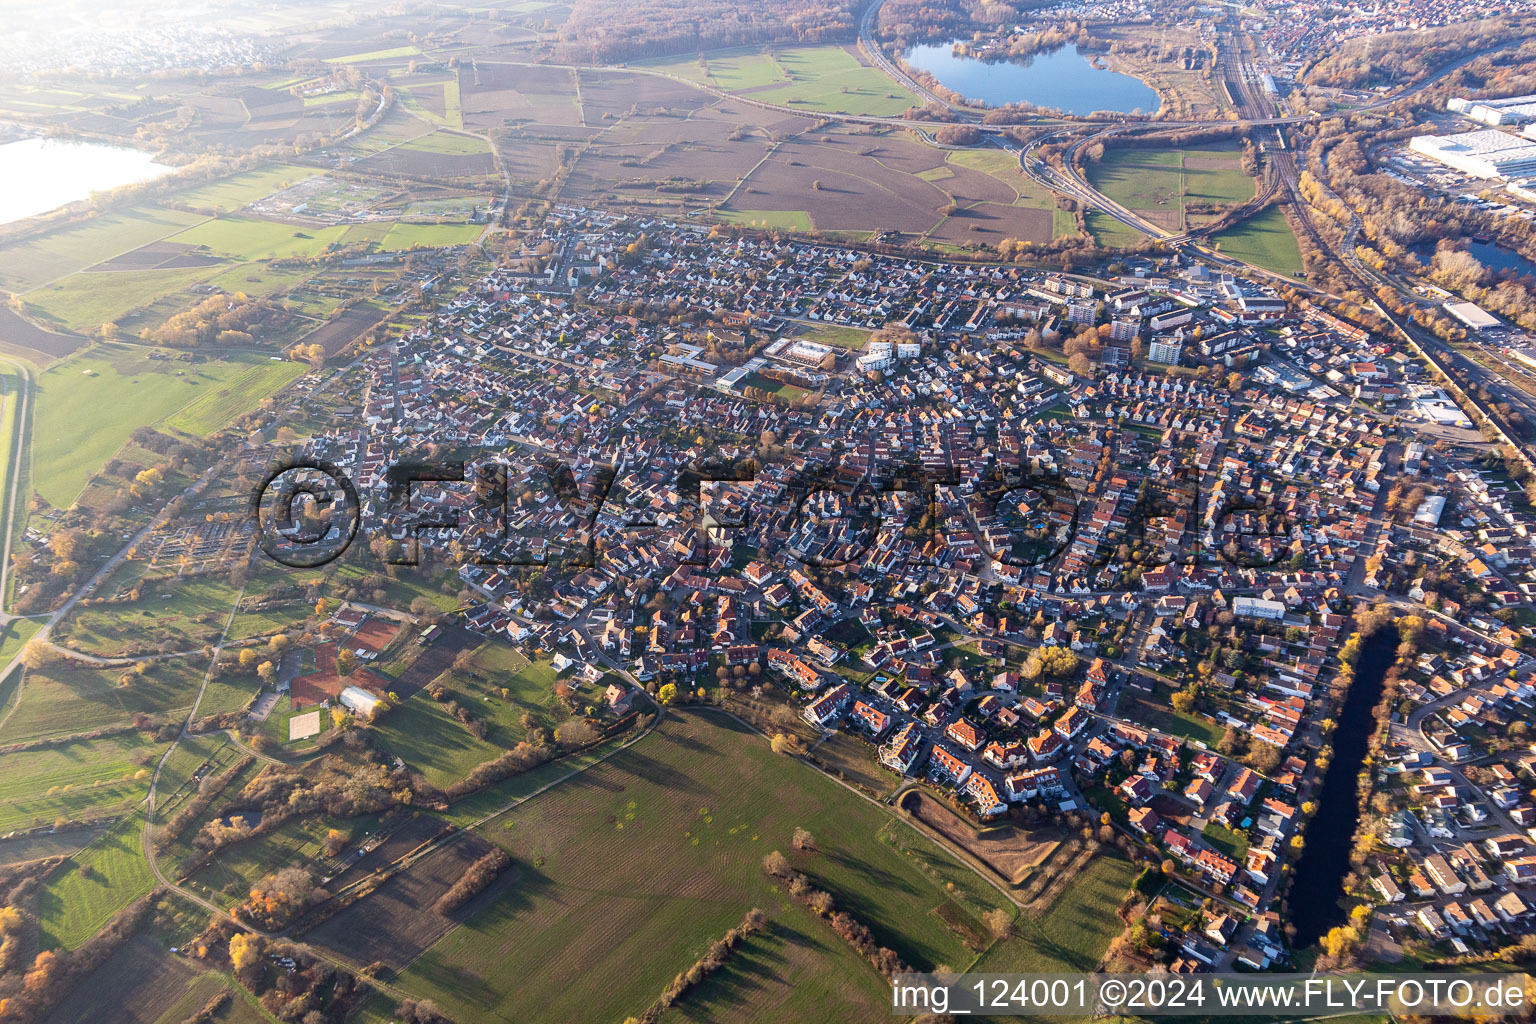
[0, 0, 1531, 1021]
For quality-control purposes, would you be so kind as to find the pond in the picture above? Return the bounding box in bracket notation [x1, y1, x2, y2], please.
[218, 809, 262, 830]
[1412, 238, 1536, 280]
[1288, 627, 1395, 948]
[0, 137, 176, 225]
[903, 41, 1160, 116]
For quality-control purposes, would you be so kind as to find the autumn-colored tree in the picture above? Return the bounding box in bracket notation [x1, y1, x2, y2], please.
[19, 638, 54, 670]
[229, 932, 262, 971]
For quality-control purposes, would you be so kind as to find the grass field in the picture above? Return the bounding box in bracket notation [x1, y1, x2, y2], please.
[325, 45, 422, 64]
[60, 576, 244, 656]
[1128, 694, 1227, 748]
[0, 367, 27, 586]
[0, 617, 41, 668]
[394, 710, 1027, 1023]
[797, 322, 870, 350]
[162, 360, 308, 434]
[164, 216, 352, 261]
[0, 732, 155, 833]
[718, 208, 813, 231]
[25, 264, 226, 332]
[1212, 205, 1305, 276]
[171, 165, 323, 213]
[31, 345, 305, 508]
[0, 658, 209, 745]
[1203, 822, 1250, 861]
[186, 812, 378, 907]
[971, 853, 1136, 973]
[1087, 144, 1255, 238]
[398, 131, 491, 156]
[38, 814, 156, 950]
[443, 77, 463, 130]
[1086, 211, 1147, 248]
[372, 644, 567, 786]
[380, 221, 482, 249]
[372, 695, 507, 788]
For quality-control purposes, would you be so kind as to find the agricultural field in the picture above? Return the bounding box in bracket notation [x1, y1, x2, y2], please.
[639, 44, 922, 118]
[31, 345, 307, 508]
[1212, 204, 1305, 276]
[718, 125, 1062, 246]
[1086, 143, 1255, 235]
[0, 207, 209, 293]
[388, 710, 1051, 1023]
[945, 147, 1075, 241]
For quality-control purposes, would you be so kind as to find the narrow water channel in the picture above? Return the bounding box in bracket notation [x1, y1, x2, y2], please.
[1289, 627, 1395, 948]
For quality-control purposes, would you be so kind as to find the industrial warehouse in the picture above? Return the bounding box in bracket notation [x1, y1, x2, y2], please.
[1409, 128, 1536, 180]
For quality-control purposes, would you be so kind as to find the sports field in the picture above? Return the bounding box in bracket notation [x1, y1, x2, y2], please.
[288, 709, 322, 741]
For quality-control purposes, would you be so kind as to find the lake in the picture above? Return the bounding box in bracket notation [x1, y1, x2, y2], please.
[1289, 627, 1395, 948]
[0, 137, 176, 225]
[903, 42, 1160, 116]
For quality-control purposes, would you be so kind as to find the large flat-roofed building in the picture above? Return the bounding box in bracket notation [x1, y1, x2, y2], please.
[783, 338, 833, 366]
[1410, 130, 1536, 180]
[1450, 94, 1536, 126]
[1444, 300, 1500, 333]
